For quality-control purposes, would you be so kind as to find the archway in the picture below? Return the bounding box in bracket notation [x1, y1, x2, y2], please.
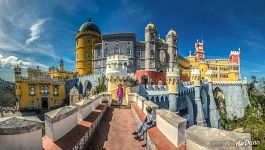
[201, 88, 210, 125]
[41, 97, 48, 110]
[213, 87, 225, 114]
[185, 95, 195, 127]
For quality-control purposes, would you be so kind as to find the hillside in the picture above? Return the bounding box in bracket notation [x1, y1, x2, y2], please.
[0, 78, 16, 107]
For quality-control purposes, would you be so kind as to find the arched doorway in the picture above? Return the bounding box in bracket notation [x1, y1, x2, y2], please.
[41, 97, 49, 110]
[213, 87, 225, 114]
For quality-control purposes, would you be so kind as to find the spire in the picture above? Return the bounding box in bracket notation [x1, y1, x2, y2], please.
[88, 17, 92, 22]
[60, 58, 64, 65]
[189, 51, 192, 56]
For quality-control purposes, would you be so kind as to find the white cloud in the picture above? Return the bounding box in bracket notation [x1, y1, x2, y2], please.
[25, 19, 47, 45]
[0, 54, 48, 69]
[0, 54, 31, 68]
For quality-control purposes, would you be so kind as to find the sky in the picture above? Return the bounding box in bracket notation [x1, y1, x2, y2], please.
[0, 0, 265, 81]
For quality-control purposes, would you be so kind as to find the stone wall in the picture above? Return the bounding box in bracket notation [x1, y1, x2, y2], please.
[130, 93, 187, 149]
[186, 125, 252, 150]
[0, 117, 43, 150]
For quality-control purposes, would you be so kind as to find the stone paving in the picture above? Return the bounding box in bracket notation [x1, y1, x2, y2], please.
[87, 106, 146, 150]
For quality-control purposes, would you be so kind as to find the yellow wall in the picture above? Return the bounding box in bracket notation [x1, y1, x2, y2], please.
[75, 31, 101, 76]
[16, 79, 65, 111]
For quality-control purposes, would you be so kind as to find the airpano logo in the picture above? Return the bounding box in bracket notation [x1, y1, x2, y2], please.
[236, 140, 260, 147]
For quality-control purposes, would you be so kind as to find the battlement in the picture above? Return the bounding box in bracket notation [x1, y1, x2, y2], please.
[212, 80, 243, 86]
[230, 50, 240, 56]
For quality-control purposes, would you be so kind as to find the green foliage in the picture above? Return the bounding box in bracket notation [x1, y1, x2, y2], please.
[0, 83, 17, 107]
[217, 76, 265, 149]
[96, 74, 107, 93]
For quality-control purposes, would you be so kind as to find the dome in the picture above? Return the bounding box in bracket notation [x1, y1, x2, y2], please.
[79, 18, 101, 34]
[167, 29, 177, 37]
[146, 23, 155, 29]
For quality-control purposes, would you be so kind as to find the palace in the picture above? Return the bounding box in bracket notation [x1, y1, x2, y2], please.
[76, 19, 240, 83]
[14, 60, 76, 111]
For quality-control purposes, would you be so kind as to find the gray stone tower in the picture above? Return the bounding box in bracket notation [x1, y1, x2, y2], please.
[166, 66, 179, 112]
[166, 29, 178, 68]
[144, 23, 157, 70]
[191, 69, 206, 126]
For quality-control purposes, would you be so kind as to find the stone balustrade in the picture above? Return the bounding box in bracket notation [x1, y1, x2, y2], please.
[45, 106, 78, 142]
[186, 125, 252, 150]
[0, 92, 111, 150]
[0, 116, 43, 150]
[130, 92, 186, 149]
[156, 109, 186, 147]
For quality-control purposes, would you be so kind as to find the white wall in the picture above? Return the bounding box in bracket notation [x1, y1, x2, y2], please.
[46, 112, 78, 142]
[0, 129, 42, 150]
[156, 114, 185, 147]
[78, 103, 93, 120]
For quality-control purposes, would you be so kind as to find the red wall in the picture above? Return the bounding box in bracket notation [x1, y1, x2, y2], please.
[135, 70, 166, 85]
[230, 55, 239, 64]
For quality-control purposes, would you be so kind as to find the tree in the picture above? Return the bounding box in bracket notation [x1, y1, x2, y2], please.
[96, 74, 107, 93]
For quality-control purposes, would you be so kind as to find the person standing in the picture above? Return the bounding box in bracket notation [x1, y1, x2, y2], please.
[116, 84, 124, 108]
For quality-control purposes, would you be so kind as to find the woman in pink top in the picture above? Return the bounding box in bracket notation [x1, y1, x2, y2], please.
[116, 84, 124, 108]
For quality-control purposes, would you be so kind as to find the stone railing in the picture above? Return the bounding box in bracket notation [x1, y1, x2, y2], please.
[45, 106, 78, 142]
[0, 92, 111, 150]
[0, 116, 43, 150]
[130, 93, 186, 149]
[186, 125, 252, 150]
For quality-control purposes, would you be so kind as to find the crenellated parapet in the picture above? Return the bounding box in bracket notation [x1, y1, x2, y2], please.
[190, 68, 201, 87]
[212, 80, 243, 86]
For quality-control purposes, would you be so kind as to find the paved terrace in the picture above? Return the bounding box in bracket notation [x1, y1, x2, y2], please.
[0, 91, 252, 150]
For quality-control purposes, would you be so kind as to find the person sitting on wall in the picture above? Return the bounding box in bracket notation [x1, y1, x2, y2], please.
[132, 106, 154, 140]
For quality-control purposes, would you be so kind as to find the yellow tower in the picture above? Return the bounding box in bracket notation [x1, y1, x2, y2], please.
[14, 65, 22, 97]
[76, 18, 101, 76]
[190, 68, 201, 86]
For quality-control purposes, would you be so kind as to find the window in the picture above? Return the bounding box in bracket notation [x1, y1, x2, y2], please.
[137, 49, 141, 58]
[31, 100, 35, 107]
[127, 48, 131, 56]
[54, 86, 58, 95]
[41, 85, 48, 94]
[97, 61, 101, 66]
[104, 48, 108, 57]
[30, 86, 35, 95]
[54, 100, 58, 107]
[150, 49, 154, 57]
[97, 51, 101, 58]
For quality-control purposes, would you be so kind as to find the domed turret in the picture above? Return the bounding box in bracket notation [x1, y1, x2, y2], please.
[145, 22, 156, 29]
[79, 18, 101, 34]
[167, 29, 177, 37]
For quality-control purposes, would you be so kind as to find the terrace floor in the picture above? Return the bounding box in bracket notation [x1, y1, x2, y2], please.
[86, 106, 146, 150]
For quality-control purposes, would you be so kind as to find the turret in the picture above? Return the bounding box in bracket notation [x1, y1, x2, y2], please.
[14, 65, 22, 101]
[144, 23, 157, 70]
[205, 70, 213, 83]
[166, 66, 179, 112]
[106, 54, 129, 92]
[195, 39, 205, 61]
[190, 69, 201, 86]
[166, 29, 178, 68]
[60, 59, 64, 71]
[14, 65, 22, 79]
[191, 68, 206, 126]
[76, 18, 101, 76]
[166, 67, 179, 94]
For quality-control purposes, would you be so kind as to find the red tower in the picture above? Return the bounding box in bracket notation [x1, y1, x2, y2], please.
[195, 39, 205, 61]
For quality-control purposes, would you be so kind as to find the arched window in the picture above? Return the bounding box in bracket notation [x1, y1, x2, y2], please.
[54, 100, 58, 107]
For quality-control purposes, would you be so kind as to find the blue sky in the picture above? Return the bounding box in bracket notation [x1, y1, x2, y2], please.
[0, 0, 264, 81]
